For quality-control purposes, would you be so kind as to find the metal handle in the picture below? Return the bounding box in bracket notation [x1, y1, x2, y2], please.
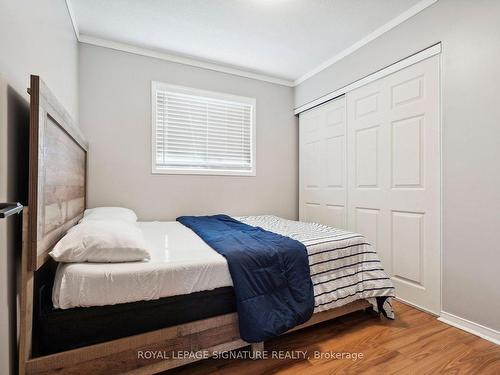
[0, 202, 24, 218]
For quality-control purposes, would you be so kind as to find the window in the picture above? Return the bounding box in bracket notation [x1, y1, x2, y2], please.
[152, 82, 256, 176]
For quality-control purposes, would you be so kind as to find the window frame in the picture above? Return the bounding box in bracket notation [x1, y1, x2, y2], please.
[151, 81, 257, 176]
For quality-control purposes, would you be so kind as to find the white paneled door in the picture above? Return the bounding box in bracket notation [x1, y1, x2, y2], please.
[346, 55, 440, 313]
[299, 96, 347, 229]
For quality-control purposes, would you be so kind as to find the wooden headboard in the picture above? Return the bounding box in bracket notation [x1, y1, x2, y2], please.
[28, 75, 88, 271]
[19, 75, 89, 375]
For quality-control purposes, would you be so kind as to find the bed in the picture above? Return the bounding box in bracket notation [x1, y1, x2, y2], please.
[19, 75, 394, 375]
[34, 216, 393, 356]
[51, 218, 394, 311]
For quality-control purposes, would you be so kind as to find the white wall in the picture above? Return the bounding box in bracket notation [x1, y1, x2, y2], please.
[295, 0, 500, 332]
[79, 43, 298, 221]
[0, 1, 79, 374]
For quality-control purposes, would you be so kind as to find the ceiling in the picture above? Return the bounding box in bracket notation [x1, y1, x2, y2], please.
[70, 0, 431, 84]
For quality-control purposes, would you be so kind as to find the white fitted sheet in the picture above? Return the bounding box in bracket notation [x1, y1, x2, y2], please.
[52, 221, 233, 309]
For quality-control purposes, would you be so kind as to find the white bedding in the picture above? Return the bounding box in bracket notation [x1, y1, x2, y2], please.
[52, 221, 232, 309]
[53, 216, 394, 317]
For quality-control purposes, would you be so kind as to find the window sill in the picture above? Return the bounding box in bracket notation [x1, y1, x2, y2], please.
[152, 168, 256, 177]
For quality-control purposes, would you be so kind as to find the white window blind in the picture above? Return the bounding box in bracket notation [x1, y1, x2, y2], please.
[152, 82, 256, 175]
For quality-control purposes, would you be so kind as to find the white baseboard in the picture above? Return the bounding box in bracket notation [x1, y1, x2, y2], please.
[438, 311, 500, 345]
[394, 297, 439, 316]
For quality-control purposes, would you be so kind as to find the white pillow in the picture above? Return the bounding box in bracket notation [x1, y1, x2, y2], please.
[50, 220, 150, 263]
[80, 207, 138, 223]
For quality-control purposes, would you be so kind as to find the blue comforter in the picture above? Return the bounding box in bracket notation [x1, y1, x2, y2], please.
[177, 214, 314, 342]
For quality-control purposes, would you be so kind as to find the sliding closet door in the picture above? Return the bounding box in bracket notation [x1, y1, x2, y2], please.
[299, 96, 346, 229]
[346, 55, 440, 313]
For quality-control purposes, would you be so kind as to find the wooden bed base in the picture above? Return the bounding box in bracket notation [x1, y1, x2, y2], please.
[19, 76, 372, 375]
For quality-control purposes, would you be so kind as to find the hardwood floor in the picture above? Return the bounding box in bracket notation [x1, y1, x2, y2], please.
[164, 301, 500, 374]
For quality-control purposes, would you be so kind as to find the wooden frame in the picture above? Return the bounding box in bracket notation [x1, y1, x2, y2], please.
[19, 76, 371, 375]
[27, 75, 88, 271]
[20, 75, 89, 375]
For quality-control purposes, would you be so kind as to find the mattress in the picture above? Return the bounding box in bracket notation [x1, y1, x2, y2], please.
[53, 216, 394, 318]
[52, 221, 233, 309]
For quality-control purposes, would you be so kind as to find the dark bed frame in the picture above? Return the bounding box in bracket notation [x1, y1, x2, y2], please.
[18, 75, 371, 375]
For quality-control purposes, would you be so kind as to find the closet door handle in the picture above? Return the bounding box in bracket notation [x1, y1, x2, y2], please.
[0, 202, 23, 218]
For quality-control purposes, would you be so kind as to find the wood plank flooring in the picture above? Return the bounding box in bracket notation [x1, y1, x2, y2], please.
[164, 301, 500, 374]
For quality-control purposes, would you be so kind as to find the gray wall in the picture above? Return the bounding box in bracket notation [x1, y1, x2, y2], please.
[79, 43, 298, 221]
[1, 4, 498, 373]
[0, 1, 78, 374]
[295, 0, 500, 332]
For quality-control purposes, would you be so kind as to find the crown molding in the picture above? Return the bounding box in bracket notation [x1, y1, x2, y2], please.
[78, 35, 294, 86]
[65, 0, 79, 39]
[294, 43, 441, 114]
[65, 0, 293, 86]
[293, 0, 439, 86]
[65, 0, 437, 88]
